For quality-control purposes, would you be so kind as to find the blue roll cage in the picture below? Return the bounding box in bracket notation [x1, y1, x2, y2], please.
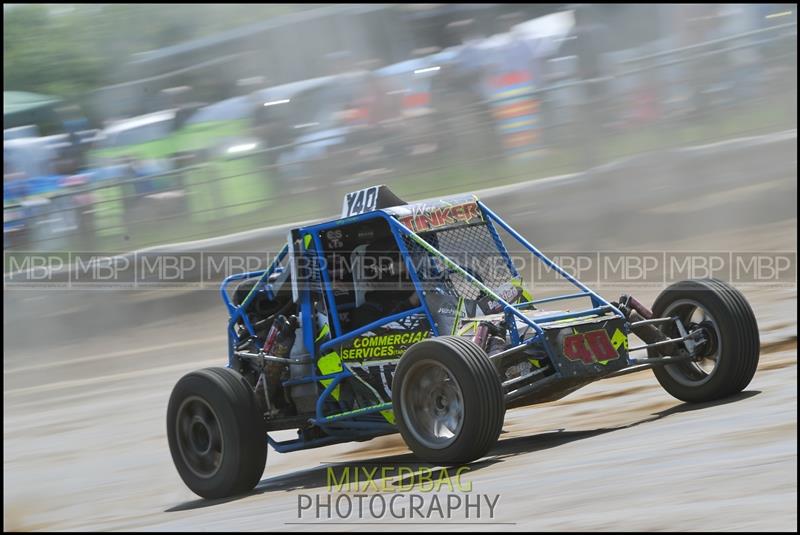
[220, 200, 626, 452]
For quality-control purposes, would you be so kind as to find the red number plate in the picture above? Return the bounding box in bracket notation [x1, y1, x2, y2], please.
[563, 329, 620, 364]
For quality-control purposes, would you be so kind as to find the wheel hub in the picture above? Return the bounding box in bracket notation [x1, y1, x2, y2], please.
[190, 418, 212, 455]
[401, 360, 465, 450]
[662, 300, 722, 386]
[694, 320, 719, 358]
[176, 396, 224, 479]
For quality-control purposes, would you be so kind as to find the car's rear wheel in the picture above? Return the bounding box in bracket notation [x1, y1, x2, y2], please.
[167, 367, 267, 499]
[649, 279, 759, 403]
[393, 336, 505, 464]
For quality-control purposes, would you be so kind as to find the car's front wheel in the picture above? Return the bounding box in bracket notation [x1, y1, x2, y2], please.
[649, 279, 760, 403]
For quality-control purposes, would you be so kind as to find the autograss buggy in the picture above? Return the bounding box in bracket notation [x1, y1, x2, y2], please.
[167, 185, 760, 498]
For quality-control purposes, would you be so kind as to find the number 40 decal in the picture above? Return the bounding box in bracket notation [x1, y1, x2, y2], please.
[563, 329, 620, 364]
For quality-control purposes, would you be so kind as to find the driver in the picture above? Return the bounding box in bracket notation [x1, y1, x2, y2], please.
[348, 236, 420, 329]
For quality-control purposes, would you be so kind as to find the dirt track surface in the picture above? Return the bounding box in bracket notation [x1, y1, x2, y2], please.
[3, 139, 798, 531]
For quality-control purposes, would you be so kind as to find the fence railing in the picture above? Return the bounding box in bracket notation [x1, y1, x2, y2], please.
[4, 22, 796, 252]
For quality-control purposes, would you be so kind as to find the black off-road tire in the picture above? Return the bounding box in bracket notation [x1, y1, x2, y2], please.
[392, 336, 505, 464]
[167, 367, 267, 499]
[649, 278, 759, 403]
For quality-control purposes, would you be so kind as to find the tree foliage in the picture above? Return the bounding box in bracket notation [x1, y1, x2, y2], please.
[4, 4, 321, 99]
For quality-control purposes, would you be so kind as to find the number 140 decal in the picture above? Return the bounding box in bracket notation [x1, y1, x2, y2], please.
[563, 329, 620, 364]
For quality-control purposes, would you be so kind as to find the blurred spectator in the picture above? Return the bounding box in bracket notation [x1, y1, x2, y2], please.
[250, 90, 294, 171]
[680, 4, 726, 117]
[325, 50, 363, 109]
[351, 69, 405, 170]
[568, 4, 613, 168]
[484, 12, 541, 160]
[358, 71, 402, 128]
[61, 105, 91, 171]
[449, 19, 487, 96]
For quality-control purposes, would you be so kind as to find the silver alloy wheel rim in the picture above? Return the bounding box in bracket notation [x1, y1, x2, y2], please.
[400, 359, 464, 450]
[176, 395, 224, 479]
[662, 299, 722, 387]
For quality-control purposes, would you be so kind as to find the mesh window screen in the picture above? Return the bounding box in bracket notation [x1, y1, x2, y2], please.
[401, 222, 516, 301]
